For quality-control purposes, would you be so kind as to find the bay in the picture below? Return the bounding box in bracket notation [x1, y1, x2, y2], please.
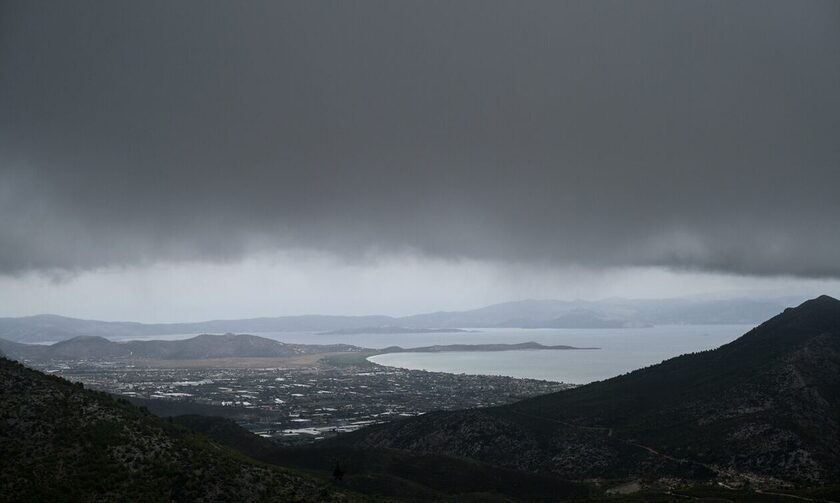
[366, 325, 752, 384]
[116, 324, 753, 385]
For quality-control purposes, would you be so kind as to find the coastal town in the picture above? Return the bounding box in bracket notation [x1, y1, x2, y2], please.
[31, 355, 572, 443]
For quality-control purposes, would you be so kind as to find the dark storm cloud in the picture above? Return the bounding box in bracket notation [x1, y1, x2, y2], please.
[1, 1, 839, 276]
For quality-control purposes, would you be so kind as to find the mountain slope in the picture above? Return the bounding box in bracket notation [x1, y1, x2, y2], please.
[335, 296, 840, 486]
[0, 357, 366, 502]
[174, 415, 589, 503]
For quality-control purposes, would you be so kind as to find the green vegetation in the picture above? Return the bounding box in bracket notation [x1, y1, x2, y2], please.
[0, 357, 371, 502]
[320, 350, 381, 367]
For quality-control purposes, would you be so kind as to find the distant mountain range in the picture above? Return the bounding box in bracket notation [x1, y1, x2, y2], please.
[0, 296, 799, 343]
[331, 295, 840, 486]
[397, 297, 798, 328]
[0, 313, 395, 344]
[0, 334, 593, 363]
[0, 333, 363, 361]
[3, 296, 840, 500]
[317, 326, 473, 335]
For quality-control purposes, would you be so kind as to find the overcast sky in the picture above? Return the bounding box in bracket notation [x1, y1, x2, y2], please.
[1, 1, 839, 321]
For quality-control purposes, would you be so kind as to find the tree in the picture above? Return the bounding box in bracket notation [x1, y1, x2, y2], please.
[332, 461, 344, 482]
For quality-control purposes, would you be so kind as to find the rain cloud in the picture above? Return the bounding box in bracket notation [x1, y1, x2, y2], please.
[2, 1, 839, 277]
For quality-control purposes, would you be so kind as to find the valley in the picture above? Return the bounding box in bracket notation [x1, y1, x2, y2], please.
[22, 352, 570, 444]
[3, 296, 840, 502]
[4, 5, 836, 500]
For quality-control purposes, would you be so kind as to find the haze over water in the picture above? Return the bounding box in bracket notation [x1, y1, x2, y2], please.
[366, 325, 752, 384]
[118, 324, 753, 384]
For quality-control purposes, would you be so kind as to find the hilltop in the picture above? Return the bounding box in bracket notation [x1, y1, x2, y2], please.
[0, 334, 594, 364]
[0, 333, 364, 362]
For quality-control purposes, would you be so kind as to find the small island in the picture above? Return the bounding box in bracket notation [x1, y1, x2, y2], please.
[318, 326, 475, 335]
[378, 341, 598, 353]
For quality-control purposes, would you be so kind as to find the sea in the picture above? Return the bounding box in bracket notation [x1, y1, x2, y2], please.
[368, 325, 752, 384]
[118, 324, 754, 385]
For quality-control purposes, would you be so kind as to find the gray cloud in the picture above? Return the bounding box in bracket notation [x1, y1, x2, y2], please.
[1, 1, 839, 277]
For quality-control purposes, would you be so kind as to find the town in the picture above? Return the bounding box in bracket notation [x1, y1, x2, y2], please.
[32, 356, 572, 444]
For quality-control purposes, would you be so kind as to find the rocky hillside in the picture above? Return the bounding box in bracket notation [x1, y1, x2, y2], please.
[334, 296, 840, 487]
[0, 357, 365, 502]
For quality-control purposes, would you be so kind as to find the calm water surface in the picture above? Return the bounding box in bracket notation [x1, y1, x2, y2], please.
[366, 325, 753, 384]
[119, 324, 753, 384]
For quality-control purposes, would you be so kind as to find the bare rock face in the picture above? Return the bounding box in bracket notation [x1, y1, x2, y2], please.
[337, 296, 840, 487]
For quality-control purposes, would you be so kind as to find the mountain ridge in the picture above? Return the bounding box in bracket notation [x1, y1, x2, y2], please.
[332, 296, 840, 487]
[0, 334, 596, 363]
[0, 296, 800, 343]
[0, 333, 365, 361]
